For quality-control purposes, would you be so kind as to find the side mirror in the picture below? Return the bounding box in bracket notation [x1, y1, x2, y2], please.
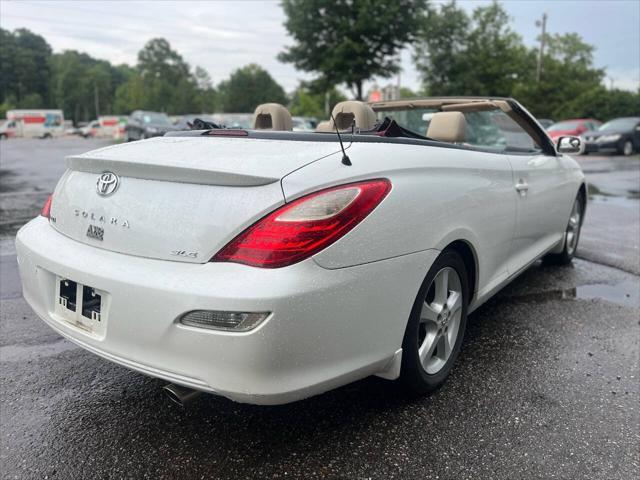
[556, 135, 582, 154]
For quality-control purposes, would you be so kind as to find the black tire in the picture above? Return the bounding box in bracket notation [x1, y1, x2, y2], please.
[544, 191, 585, 265]
[400, 249, 469, 395]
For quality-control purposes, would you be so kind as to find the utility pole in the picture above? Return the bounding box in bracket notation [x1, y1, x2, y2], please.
[535, 13, 548, 83]
[396, 52, 402, 100]
[607, 76, 614, 90]
[324, 90, 330, 117]
[94, 83, 100, 119]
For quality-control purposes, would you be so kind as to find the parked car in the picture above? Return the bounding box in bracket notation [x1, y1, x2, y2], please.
[173, 114, 218, 130]
[210, 113, 253, 129]
[292, 116, 318, 131]
[16, 97, 585, 406]
[537, 118, 554, 129]
[124, 111, 177, 141]
[581, 117, 640, 156]
[546, 118, 601, 140]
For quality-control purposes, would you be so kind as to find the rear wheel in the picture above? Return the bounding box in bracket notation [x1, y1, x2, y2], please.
[544, 193, 584, 265]
[400, 249, 469, 395]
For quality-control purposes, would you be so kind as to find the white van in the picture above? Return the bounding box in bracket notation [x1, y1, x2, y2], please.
[1, 110, 65, 139]
[81, 116, 128, 139]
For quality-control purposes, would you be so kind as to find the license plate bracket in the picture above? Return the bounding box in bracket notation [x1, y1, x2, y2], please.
[54, 277, 107, 338]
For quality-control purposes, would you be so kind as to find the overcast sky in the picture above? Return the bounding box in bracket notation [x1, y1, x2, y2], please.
[1, 0, 638, 94]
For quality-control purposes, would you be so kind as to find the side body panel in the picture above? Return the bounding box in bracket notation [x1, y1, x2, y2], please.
[507, 153, 584, 274]
[283, 142, 517, 302]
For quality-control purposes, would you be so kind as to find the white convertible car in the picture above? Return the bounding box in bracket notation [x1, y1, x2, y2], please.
[16, 97, 585, 405]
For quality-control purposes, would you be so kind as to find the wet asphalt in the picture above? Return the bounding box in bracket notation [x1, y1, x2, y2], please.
[0, 138, 638, 479]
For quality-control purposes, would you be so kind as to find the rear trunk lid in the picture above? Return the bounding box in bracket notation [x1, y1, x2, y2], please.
[49, 136, 342, 263]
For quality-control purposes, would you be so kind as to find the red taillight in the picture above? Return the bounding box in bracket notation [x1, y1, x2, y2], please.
[41, 194, 53, 219]
[212, 179, 392, 268]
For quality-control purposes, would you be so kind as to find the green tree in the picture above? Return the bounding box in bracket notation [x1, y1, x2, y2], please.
[399, 87, 417, 98]
[279, 0, 428, 100]
[217, 64, 287, 112]
[0, 28, 52, 105]
[113, 38, 202, 114]
[563, 87, 640, 121]
[114, 75, 145, 113]
[289, 85, 346, 118]
[50, 51, 126, 122]
[414, 1, 528, 96]
[514, 33, 606, 118]
[137, 38, 190, 83]
[193, 66, 217, 112]
[0, 96, 16, 119]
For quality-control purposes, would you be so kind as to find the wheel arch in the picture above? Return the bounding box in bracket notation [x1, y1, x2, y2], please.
[578, 182, 587, 219]
[442, 239, 478, 301]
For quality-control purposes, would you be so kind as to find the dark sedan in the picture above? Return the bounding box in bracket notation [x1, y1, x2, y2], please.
[124, 111, 178, 141]
[582, 117, 640, 156]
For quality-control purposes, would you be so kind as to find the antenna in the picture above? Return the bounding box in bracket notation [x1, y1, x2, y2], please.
[330, 112, 352, 166]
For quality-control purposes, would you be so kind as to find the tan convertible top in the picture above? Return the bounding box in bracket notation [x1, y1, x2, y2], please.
[369, 96, 512, 111]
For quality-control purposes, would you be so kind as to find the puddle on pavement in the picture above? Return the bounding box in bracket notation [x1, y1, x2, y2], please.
[509, 280, 639, 308]
[588, 183, 640, 203]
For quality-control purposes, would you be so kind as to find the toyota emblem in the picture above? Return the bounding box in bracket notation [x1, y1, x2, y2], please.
[96, 172, 119, 196]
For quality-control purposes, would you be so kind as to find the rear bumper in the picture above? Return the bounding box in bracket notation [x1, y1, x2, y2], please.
[16, 217, 437, 404]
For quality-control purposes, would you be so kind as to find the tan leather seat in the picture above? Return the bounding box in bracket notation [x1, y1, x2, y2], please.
[252, 103, 293, 131]
[427, 111, 466, 143]
[315, 120, 334, 133]
[331, 101, 377, 130]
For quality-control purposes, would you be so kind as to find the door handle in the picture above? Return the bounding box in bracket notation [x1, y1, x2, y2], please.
[515, 180, 529, 195]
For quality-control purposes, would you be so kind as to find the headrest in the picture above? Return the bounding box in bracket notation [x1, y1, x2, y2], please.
[427, 111, 466, 143]
[315, 120, 334, 133]
[252, 103, 293, 131]
[331, 101, 377, 131]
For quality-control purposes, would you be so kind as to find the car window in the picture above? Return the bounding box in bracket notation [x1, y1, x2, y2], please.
[376, 107, 439, 135]
[461, 110, 540, 152]
[378, 107, 540, 153]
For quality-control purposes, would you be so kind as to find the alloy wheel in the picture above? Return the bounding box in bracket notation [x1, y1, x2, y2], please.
[566, 197, 582, 256]
[418, 267, 463, 374]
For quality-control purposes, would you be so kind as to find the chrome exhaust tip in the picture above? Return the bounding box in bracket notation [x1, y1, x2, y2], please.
[163, 383, 202, 406]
